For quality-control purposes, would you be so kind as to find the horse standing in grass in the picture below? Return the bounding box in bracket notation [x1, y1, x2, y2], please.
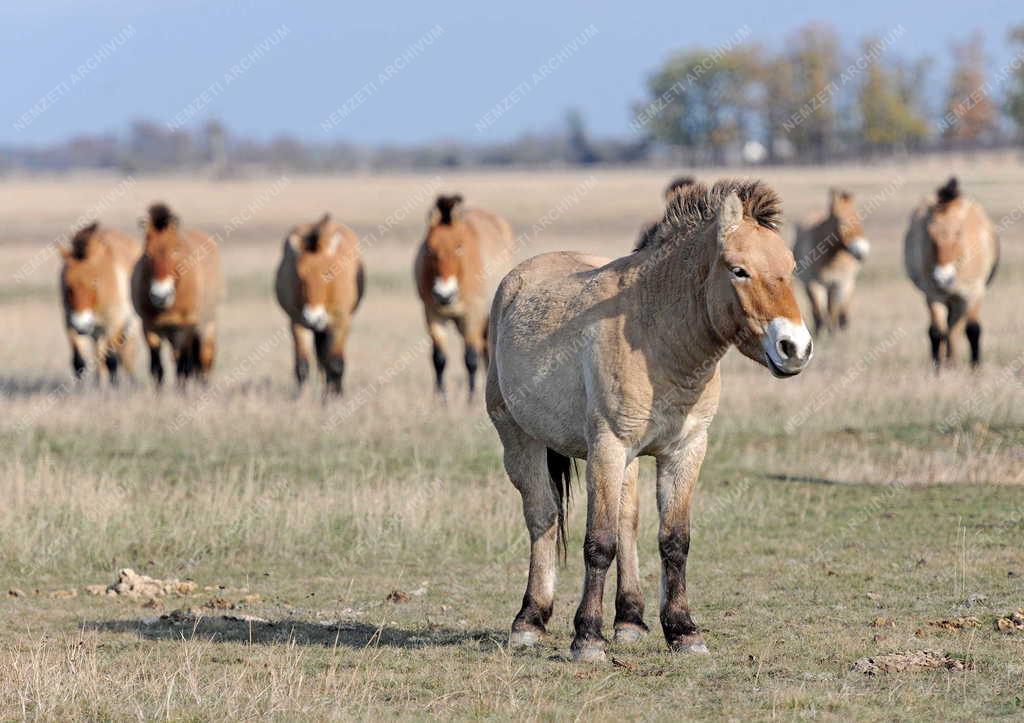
[132, 203, 223, 386]
[60, 222, 141, 383]
[487, 180, 812, 661]
[414, 194, 513, 399]
[793, 189, 871, 334]
[904, 177, 999, 368]
[275, 214, 365, 394]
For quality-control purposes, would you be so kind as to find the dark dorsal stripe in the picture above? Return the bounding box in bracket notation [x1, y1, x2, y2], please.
[435, 194, 464, 226]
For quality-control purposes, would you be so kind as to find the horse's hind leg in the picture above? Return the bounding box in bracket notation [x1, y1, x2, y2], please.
[487, 374, 559, 648]
[614, 459, 647, 644]
[456, 314, 485, 401]
[196, 324, 216, 384]
[145, 329, 164, 387]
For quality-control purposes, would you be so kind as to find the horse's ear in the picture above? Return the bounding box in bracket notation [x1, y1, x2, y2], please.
[717, 192, 743, 246]
[287, 229, 303, 252]
[58, 244, 72, 260]
[427, 207, 442, 226]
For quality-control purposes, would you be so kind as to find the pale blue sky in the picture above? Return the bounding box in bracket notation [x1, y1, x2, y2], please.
[2, 0, 1019, 145]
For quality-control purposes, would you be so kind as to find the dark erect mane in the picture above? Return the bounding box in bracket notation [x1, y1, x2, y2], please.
[936, 177, 960, 205]
[70, 222, 99, 259]
[634, 179, 782, 252]
[434, 194, 463, 226]
[148, 203, 176, 231]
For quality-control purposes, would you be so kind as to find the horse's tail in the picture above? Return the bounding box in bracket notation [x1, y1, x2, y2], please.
[546, 448, 575, 561]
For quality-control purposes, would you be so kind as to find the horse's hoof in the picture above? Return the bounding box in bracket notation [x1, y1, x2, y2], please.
[508, 628, 542, 649]
[570, 641, 607, 663]
[613, 623, 648, 644]
[668, 634, 709, 654]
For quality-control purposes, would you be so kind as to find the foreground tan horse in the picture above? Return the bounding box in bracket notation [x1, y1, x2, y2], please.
[488, 180, 812, 661]
[793, 189, 870, 334]
[414, 194, 512, 398]
[59, 222, 141, 382]
[131, 203, 223, 385]
[275, 214, 365, 394]
[904, 177, 999, 367]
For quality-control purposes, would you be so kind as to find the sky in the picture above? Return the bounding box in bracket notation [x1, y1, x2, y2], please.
[1, 0, 1020, 147]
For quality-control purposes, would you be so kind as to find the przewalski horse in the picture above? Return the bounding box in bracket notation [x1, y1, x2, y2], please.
[275, 214, 365, 394]
[793, 189, 871, 334]
[414, 194, 513, 399]
[487, 180, 812, 662]
[131, 203, 223, 386]
[904, 177, 999, 368]
[59, 222, 141, 383]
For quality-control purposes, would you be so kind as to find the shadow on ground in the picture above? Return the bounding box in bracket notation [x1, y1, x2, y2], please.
[87, 616, 506, 650]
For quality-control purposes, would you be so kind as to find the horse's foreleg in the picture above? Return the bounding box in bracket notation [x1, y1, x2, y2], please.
[946, 297, 967, 365]
[291, 322, 315, 388]
[928, 301, 948, 369]
[426, 313, 447, 398]
[457, 314, 485, 401]
[197, 323, 216, 384]
[966, 300, 982, 367]
[614, 459, 647, 643]
[571, 437, 627, 662]
[320, 318, 348, 396]
[805, 281, 827, 336]
[145, 329, 164, 387]
[656, 433, 709, 654]
[67, 330, 90, 380]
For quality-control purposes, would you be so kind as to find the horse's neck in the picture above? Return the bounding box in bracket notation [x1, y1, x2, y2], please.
[624, 232, 726, 388]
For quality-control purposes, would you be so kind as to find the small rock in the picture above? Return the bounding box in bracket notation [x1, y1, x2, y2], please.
[386, 590, 410, 604]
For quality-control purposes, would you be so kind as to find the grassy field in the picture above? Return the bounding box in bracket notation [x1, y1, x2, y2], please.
[1, 160, 1023, 720]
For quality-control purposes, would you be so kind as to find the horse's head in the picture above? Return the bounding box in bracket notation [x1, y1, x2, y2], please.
[61, 222, 107, 334]
[287, 214, 344, 331]
[829, 189, 870, 261]
[927, 177, 966, 290]
[141, 203, 184, 310]
[704, 185, 812, 378]
[422, 194, 467, 307]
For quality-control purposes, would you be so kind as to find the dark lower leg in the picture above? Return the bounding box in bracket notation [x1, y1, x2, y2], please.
[323, 354, 344, 395]
[295, 356, 310, 386]
[149, 345, 164, 386]
[571, 530, 616, 657]
[464, 345, 479, 398]
[928, 325, 945, 367]
[432, 342, 446, 394]
[72, 348, 87, 379]
[966, 321, 981, 367]
[104, 351, 119, 385]
[659, 527, 701, 649]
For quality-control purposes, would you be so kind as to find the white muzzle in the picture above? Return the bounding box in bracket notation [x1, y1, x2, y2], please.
[69, 309, 95, 335]
[302, 304, 328, 331]
[763, 317, 813, 377]
[149, 277, 175, 308]
[432, 276, 459, 305]
[848, 237, 870, 261]
[933, 264, 956, 289]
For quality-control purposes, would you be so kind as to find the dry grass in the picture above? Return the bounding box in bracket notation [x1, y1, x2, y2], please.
[1, 159, 1023, 720]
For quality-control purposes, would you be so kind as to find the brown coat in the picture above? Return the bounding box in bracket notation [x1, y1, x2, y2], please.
[414, 194, 513, 398]
[59, 223, 141, 381]
[275, 214, 364, 393]
[131, 203, 223, 384]
[904, 177, 998, 366]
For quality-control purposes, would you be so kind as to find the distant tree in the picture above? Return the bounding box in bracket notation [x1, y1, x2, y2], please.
[1005, 26, 1024, 142]
[639, 46, 759, 164]
[784, 23, 842, 162]
[565, 108, 599, 165]
[941, 33, 999, 146]
[857, 39, 929, 154]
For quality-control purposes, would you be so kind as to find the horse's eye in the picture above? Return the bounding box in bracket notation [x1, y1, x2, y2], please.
[730, 266, 750, 279]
